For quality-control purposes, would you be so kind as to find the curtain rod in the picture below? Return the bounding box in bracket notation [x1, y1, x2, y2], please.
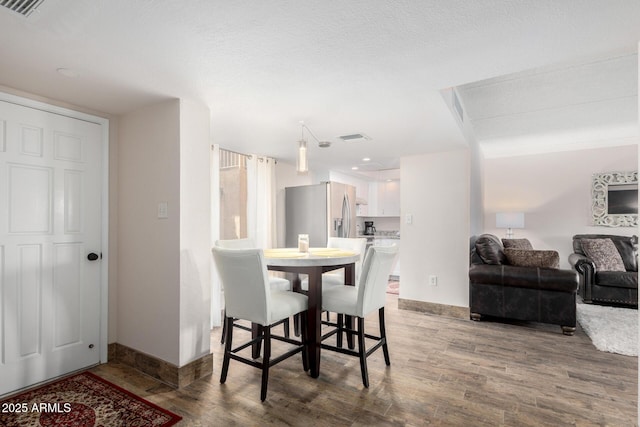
[214, 146, 278, 163]
[215, 146, 252, 159]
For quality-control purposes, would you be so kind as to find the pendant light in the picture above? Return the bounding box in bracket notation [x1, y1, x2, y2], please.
[296, 123, 308, 174]
[295, 121, 332, 174]
[297, 139, 308, 174]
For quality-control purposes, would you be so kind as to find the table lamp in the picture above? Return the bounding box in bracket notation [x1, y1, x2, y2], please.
[496, 212, 525, 238]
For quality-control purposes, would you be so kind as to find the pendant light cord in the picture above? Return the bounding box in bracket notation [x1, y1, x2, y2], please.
[301, 124, 321, 144]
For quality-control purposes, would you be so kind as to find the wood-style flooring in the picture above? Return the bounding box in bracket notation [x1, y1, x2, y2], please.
[93, 294, 638, 426]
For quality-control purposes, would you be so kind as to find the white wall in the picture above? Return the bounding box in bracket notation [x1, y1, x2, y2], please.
[178, 99, 212, 366]
[465, 114, 484, 237]
[118, 99, 212, 367]
[483, 144, 638, 268]
[441, 87, 484, 236]
[401, 149, 470, 308]
[117, 100, 180, 364]
[118, 100, 181, 364]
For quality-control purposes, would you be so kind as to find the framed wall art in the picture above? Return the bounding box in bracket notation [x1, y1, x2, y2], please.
[592, 171, 638, 227]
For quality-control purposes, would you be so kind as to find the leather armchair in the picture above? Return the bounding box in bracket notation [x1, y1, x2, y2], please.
[568, 234, 638, 307]
[469, 234, 579, 335]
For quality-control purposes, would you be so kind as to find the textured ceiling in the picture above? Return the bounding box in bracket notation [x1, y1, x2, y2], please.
[0, 0, 638, 175]
[458, 53, 639, 158]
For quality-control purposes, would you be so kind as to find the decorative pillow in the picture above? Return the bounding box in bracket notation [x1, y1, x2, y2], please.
[475, 234, 506, 265]
[580, 238, 626, 272]
[504, 249, 560, 269]
[611, 238, 638, 272]
[502, 238, 533, 250]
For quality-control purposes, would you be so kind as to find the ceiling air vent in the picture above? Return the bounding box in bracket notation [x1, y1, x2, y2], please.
[355, 161, 385, 171]
[0, 0, 45, 17]
[338, 133, 371, 142]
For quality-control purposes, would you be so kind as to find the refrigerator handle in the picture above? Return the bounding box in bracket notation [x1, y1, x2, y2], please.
[342, 192, 351, 238]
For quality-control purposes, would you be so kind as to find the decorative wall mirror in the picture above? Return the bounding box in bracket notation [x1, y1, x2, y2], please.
[592, 171, 638, 227]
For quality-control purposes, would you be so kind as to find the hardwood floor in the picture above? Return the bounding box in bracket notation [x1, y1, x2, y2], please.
[93, 294, 638, 426]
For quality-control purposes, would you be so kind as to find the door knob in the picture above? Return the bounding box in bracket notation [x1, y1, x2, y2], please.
[87, 253, 100, 261]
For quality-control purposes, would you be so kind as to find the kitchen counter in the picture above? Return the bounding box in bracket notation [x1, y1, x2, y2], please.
[357, 233, 400, 239]
[357, 233, 400, 277]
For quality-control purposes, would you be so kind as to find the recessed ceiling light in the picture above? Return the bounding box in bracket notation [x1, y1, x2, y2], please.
[352, 166, 359, 170]
[362, 157, 371, 162]
[56, 68, 79, 78]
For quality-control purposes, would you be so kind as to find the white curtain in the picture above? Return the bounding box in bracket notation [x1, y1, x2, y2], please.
[211, 150, 277, 329]
[247, 155, 277, 249]
[210, 144, 222, 328]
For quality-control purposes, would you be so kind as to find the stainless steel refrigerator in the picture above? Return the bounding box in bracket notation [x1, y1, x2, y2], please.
[285, 182, 357, 248]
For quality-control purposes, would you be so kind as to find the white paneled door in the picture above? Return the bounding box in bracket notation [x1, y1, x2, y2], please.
[0, 100, 103, 395]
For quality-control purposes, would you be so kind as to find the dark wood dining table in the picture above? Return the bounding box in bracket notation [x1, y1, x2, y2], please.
[263, 248, 359, 378]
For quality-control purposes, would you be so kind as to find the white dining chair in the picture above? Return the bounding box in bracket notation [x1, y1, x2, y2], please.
[296, 237, 367, 337]
[320, 245, 398, 388]
[300, 237, 368, 290]
[212, 246, 308, 401]
[215, 238, 292, 343]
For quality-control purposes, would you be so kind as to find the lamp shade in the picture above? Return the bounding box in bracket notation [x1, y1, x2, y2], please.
[496, 212, 525, 229]
[296, 139, 308, 174]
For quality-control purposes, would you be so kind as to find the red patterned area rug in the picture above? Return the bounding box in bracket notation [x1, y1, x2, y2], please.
[0, 371, 181, 427]
[387, 280, 399, 295]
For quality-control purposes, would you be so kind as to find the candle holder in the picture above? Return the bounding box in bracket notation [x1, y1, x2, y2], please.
[298, 234, 309, 253]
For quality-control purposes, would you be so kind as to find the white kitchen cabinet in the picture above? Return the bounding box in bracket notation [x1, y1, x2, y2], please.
[375, 180, 400, 217]
[354, 181, 369, 202]
[368, 180, 400, 216]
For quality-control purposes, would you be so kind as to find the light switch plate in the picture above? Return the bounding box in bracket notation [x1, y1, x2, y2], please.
[157, 202, 168, 219]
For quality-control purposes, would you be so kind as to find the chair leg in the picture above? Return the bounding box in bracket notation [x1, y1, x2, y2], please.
[283, 318, 290, 338]
[261, 326, 271, 402]
[252, 324, 263, 359]
[300, 312, 309, 371]
[346, 315, 355, 349]
[379, 307, 390, 366]
[293, 313, 301, 337]
[336, 314, 344, 348]
[220, 317, 233, 384]
[292, 274, 302, 337]
[325, 311, 331, 321]
[221, 309, 227, 344]
[357, 317, 369, 388]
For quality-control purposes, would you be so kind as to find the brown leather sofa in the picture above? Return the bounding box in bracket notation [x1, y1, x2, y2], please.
[469, 234, 579, 335]
[568, 234, 638, 307]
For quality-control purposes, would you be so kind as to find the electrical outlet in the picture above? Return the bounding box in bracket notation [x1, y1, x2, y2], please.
[428, 275, 438, 286]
